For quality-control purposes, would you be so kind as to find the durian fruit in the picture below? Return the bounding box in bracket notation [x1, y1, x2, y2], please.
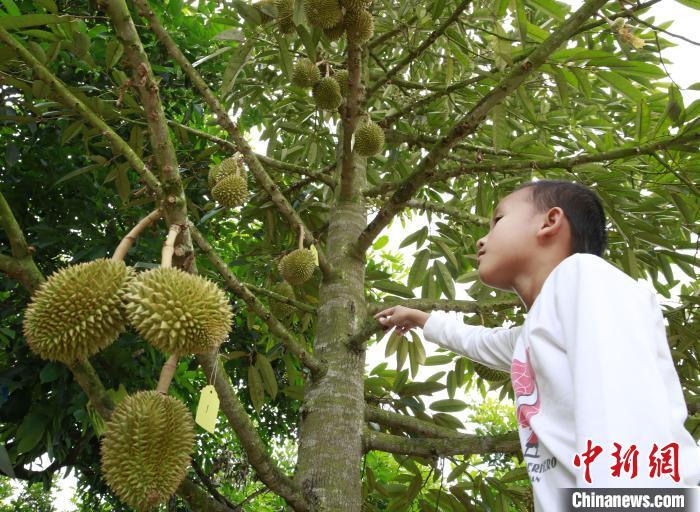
[292, 58, 321, 88]
[334, 69, 349, 97]
[212, 173, 248, 208]
[353, 120, 385, 156]
[323, 21, 345, 41]
[269, 281, 296, 319]
[100, 391, 195, 512]
[473, 362, 510, 382]
[23, 259, 131, 363]
[274, 0, 296, 34]
[303, 0, 343, 29]
[125, 267, 232, 355]
[208, 156, 243, 190]
[278, 249, 316, 285]
[312, 76, 342, 111]
[344, 8, 374, 44]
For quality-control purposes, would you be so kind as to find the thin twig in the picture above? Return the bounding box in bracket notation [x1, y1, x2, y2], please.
[112, 208, 163, 261]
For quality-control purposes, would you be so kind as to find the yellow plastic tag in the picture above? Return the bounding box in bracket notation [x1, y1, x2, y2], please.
[195, 385, 219, 433]
[310, 245, 319, 266]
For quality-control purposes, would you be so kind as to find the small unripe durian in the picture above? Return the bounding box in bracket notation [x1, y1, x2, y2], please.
[473, 362, 509, 382]
[270, 281, 296, 319]
[303, 0, 343, 29]
[340, 0, 370, 10]
[312, 76, 342, 111]
[100, 391, 195, 512]
[323, 21, 345, 41]
[334, 69, 349, 97]
[292, 58, 321, 88]
[212, 173, 248, 208]
[125, 267, 232, 355]
[344, 8, 373, 44]
[279, 249, 316, 285]
[274, 0, 296, 34]
[23, 259, 132, 363]
[354, 120, 384, 156]
[208, 156, 243, 190]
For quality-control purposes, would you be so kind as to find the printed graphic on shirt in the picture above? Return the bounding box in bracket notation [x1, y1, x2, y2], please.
[512, 345, 541, 458]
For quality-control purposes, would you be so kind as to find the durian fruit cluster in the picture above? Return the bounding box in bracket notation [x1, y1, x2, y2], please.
[291, 58, 350, 112]
[302, 0, 374, 44]
[23, 258, 234, 510]
[269, 281, 296, 320]
[208, 155, 248, 209]
[473, 362, 510, 382]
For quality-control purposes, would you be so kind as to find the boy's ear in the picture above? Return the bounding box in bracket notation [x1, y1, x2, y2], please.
[538, 207, 567, 236]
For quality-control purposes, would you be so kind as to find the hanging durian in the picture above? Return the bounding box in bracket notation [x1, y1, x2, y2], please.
[344, 8, 374, 44]
[303, 0, 343, 29]
[279, 249, 316, 285]
[212, 173, 248, 208]
[125, 267, 233, 355]
[334, 69, 349, 97]
[269, 281, 296, 319]
[473, 362, 510, 382]
[312, 76, 342, 111]
[353, 120, 384, 156]
[323, 21, 345, 41]
[100, 391, 195, 512]
[23, 259, 132, 363]
[274, 0, 296, 34]
[340, 0, 371, 10]
[292, 58, 321, 88]
[208, 155, 243, 190]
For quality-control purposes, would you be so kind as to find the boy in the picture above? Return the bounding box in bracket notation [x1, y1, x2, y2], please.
[374, 180, 700, 511]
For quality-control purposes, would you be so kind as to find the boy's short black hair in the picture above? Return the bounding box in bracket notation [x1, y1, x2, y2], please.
[513, 179, 608, 257]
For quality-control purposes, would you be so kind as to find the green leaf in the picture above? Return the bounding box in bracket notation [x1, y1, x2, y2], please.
[675, 0, 700, 9]
[434, 261, 455, 300]
[385, 330, 401, 357]
[275, 33, 292, 79]
[400, 226, 428, 249]
[424, 354, 453, 365]
[39, 362, 62, 383]
[410, 331, 426, 364]
[33, 0, 58, 12]
[16, 413, 49, 454]
[636, 99, 650, 142]
[53, 163, 101, 187]
[248, 365, 265, 412]
[60, 120, 83, 145]
[597, 71, 643, 102]
[515, 0, 528, 41]
[432, 412, 463, 429]
[114, 165, 130, 204]
[2, 0, 21, 16]
[399, 381, 445, 397]
[430, 398, 468, 412]
[372, 280, 415, 298]
[407, 249, 430, 290]
[256, 354, 278, 400]
[0, 13, 72, 30]
[525, 0, 568, 20]
[396, 338, 408, 372]
[665, 84, 685, 126]
[447, 370, 456, 399]
[221, 40, 254, 97]
[373, 235, 389, 250]
[0, 444, 15, 478]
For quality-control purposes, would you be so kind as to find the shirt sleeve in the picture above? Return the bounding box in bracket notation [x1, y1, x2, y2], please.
[556, 255, 692, 487]
[422, 310, 521, 372]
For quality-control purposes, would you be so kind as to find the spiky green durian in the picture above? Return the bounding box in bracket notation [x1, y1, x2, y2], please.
[125, 267, 232, 355]
[323, 21, 345, 41]
[334, 69, 349, 97]
[23, 259, 131, 363]
[292, 58, 321, 88]
[312, 76, 342, 111]
[278, 249, 316, 285]
[473, 362, 509, 382]
[353, 120, 384, 156]
[344, 8, 373, 43]
[269, 281, 296, 319]
[274, 0, 296, 34]
[100, 391, 195, 512]
[303, 0, 343, 29]
[212, 173, 248, 208]
[208, 156, 243, 190]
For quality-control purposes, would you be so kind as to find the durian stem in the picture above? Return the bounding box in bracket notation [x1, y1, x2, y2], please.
[111, 208, 163, 262]
[297, 224, 304, 251]
[161, 224, 181, 268]
[156, 354, 179, 394]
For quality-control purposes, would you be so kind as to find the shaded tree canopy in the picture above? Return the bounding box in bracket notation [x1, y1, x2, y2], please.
[0, 0, 698, 510]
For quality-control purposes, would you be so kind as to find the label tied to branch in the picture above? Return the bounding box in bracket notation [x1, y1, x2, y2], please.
[195, 385, 219, 434]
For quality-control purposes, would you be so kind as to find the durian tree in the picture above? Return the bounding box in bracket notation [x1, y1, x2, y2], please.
[1, 0, 699, 510]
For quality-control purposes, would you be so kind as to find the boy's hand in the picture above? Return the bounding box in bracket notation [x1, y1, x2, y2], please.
[373, 305, 429, 337]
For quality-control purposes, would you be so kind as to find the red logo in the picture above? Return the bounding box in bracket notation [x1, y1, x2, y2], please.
[512, 347, 541, 455]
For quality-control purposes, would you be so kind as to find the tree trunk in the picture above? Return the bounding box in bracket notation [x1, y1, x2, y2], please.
[294, 130, 368, 510]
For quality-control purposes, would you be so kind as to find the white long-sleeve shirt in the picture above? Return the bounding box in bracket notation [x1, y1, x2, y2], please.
[423, 253, 700, 511]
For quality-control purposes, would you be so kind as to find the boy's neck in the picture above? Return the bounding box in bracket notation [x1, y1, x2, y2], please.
[514, 253, 571, 312]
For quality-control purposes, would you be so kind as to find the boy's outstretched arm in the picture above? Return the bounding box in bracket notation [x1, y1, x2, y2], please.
[374, 305, 521, 372]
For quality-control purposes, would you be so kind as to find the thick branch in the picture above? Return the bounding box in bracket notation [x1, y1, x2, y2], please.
[0, 26, 161, 195]
[0, 192, 45, 292]
[339, 41, 364, 202]
[364, 428, 521, 457]
[246, 283, 317, 314]
[176, 478, 239, 512]
[366, 406, 470, 439]
[131, 0, 332, 281]
[353, 0, 610, 258]
[188, 223, 325, 378]
[384, 129, 515, 157]
[366, 0, 472, 98]
[196, 352, 309, 511]
[367, 15, 418, 50]
[404, 200, 489, 226]
[367, 297, 521, 316]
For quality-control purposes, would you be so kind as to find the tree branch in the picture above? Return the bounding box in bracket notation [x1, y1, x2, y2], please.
[196, 352, 310, 512]
[339, 40, 364, 202]
[403, 200, 489, 226]
[366, 297, 521, 316]
[131, 0, 333, 281]
[246, 283, 317, 314]
[366, 406, 469, 439]
[0, 26, 161, 196]
[363, 428, 521, 457]
[188, 223, 326, 378]
[367, 15, 418, 50]
[383, 129, 516, 157]
[352, 0, 611, 258]
[366, 0, 473, 98]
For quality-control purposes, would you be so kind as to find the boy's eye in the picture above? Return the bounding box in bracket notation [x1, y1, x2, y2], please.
[494, 216, 502, 224]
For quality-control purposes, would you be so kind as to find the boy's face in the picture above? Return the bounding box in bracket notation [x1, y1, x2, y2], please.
[475, 188, 542, 291]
